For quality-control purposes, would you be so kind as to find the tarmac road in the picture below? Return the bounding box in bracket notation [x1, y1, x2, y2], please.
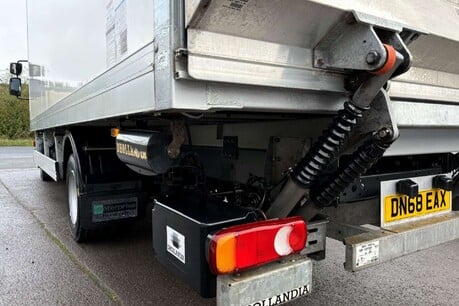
[0, 146, 458, 305]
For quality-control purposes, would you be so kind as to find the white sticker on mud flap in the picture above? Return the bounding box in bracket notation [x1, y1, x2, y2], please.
[355, 241, 379, 268]
[166, 226, 185, 264]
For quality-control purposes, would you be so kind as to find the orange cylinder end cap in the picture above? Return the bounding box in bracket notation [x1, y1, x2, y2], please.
[371, 44, 397, 76]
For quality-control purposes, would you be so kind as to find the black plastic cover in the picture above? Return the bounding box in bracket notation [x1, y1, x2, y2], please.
[433, 175, 453, 191]
[396, 179, 419, 198]
[152, 196, 258, 298]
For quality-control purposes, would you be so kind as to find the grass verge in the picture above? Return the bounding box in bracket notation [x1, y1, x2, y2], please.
[0, 138, 33, 146]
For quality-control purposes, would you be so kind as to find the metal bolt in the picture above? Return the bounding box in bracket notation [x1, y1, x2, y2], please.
[167, 146, 180, 159]
[378, 129, 387, 138]
[377, 128, 392, 140]
[366, 50, 381, 65]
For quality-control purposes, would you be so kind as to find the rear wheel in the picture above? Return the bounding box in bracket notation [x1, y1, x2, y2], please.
[66, 154, 89, 242]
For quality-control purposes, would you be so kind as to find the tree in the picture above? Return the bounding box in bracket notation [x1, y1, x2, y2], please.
[0, 83, 31, 139]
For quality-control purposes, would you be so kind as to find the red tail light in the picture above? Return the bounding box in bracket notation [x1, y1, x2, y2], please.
[208, 217, 307, 275]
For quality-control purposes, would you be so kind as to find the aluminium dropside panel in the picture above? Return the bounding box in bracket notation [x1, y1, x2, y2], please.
[28, 0, 459, 140]
[27, 0, 157, 131]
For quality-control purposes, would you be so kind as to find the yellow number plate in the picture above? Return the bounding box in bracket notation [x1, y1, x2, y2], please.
[383, 189, 451, 224]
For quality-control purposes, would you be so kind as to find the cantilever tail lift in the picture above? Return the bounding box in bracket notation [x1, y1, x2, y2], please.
[267, 12, 415, 220]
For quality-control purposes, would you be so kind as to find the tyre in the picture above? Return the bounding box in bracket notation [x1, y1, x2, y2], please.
[40, 169, 53, 181]
[66, 154, 89, 242]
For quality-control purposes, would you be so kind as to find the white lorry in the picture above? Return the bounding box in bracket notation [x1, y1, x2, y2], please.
[9, 0, 459, 304]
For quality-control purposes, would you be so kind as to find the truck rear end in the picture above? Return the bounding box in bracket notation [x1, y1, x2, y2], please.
[8, 0, 459, 304]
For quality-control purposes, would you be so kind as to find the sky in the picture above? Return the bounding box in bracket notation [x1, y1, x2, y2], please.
[0, 0, 28, 80]
[0, 0, 108, 84]
[0, 0, 154, 85]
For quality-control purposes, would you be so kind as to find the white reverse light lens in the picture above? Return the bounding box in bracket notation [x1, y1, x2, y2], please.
[274, 225, 293, 256]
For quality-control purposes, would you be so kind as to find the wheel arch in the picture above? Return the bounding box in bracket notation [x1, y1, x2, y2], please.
[62, 130, 83, 188]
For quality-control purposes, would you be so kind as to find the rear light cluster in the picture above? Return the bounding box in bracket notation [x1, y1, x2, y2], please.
[208, 216, 307, 275]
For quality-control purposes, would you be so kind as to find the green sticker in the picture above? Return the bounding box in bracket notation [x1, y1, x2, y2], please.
[93, 204, 104, 215]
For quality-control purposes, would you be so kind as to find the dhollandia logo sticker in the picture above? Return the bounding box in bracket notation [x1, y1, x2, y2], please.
[166, 226, 185, 264]
[246, 285, 310, 306]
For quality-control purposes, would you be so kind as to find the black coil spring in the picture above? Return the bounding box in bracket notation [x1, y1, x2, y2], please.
[291, 102, 365, 188]
[313, 139, 390, 207]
